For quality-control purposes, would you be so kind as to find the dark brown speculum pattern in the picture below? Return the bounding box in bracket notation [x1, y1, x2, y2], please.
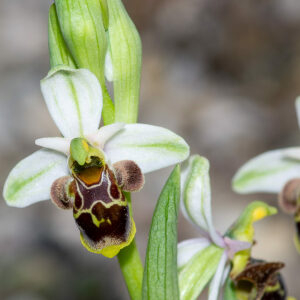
[234, 258, 286, 300]
[71, 160, 131, 251]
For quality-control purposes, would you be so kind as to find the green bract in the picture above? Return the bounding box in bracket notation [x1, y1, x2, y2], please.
[48, 4, 75, 68]
[106, 0, 142, 123]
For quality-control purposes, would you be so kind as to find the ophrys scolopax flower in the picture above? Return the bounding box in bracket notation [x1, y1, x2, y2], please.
[178, 155, 285, 300]
[233, 98, 300, 253]
[3, 65, 189, 258]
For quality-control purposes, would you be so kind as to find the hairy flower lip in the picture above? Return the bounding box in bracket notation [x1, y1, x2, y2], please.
[278, 178, 300, 214]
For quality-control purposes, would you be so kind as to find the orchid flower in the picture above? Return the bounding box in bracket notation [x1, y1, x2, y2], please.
[232, 98, 300, 253]
[177, 155, 281, 300]
[3, 65, 189, 258]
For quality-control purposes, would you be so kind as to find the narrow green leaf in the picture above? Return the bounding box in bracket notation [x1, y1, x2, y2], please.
[142, 165, 181, 300]
[178, 245, 224, 300]
[107, 0, 142, 123]
[55, 0, 114, 125]
[48, 4, 76, 68]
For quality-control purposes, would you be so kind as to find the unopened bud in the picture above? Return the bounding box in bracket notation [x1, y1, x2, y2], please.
[106, 0, 142, 123]
[48, 4, 76, 68]
[54, 0, 114, 125]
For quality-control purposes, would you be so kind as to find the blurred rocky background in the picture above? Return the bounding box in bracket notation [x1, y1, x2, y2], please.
[1, 0, 300, 298]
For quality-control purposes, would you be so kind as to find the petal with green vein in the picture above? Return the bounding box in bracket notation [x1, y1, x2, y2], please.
[179, 245, 224, 300]
[232, 148, 300, 194]
[177, 238, 211, 270]
[41, 66, 102, 138]
[104, 124, 189, 174]
[181, 155, 223, 246]
[3, 149, 68, 207]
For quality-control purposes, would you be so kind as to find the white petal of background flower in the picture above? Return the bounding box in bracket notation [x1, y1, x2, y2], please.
[233, 147, 300, 193]
[3, 149, 68, 207]
[104, 123, 189, 173]
[283, 147, 300, 161]
[35, 137, 71, 155]
[41, 66, 102, 138]
[208, 252, 227, 300]
[177, 237, 211, 269]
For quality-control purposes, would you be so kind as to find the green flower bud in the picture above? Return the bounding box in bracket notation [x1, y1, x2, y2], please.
[48, 4, 76, 68]
[54, 0, 114, 125]
[107, 0, 142, 123]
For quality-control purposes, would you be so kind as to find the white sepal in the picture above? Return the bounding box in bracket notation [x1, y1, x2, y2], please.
[3, 149, 68, 207]
[232, 148, 300, 194]
[41, 66, 103, 138]
[177, 238, 211, 269]
[181, 155, 223, 246]
[104, 123, 190, 174]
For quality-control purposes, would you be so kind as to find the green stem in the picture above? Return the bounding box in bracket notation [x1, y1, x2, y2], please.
[118, 239, 143, 300]
[118, 193, 143, 300]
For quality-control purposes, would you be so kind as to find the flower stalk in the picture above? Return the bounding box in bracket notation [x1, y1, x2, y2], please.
[118, 194, 143, 300]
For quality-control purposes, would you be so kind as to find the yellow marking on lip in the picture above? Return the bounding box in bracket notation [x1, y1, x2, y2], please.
[79, 217, 136, 258]
[76, 166, 102, 185]
[91, 215, 106, 228]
